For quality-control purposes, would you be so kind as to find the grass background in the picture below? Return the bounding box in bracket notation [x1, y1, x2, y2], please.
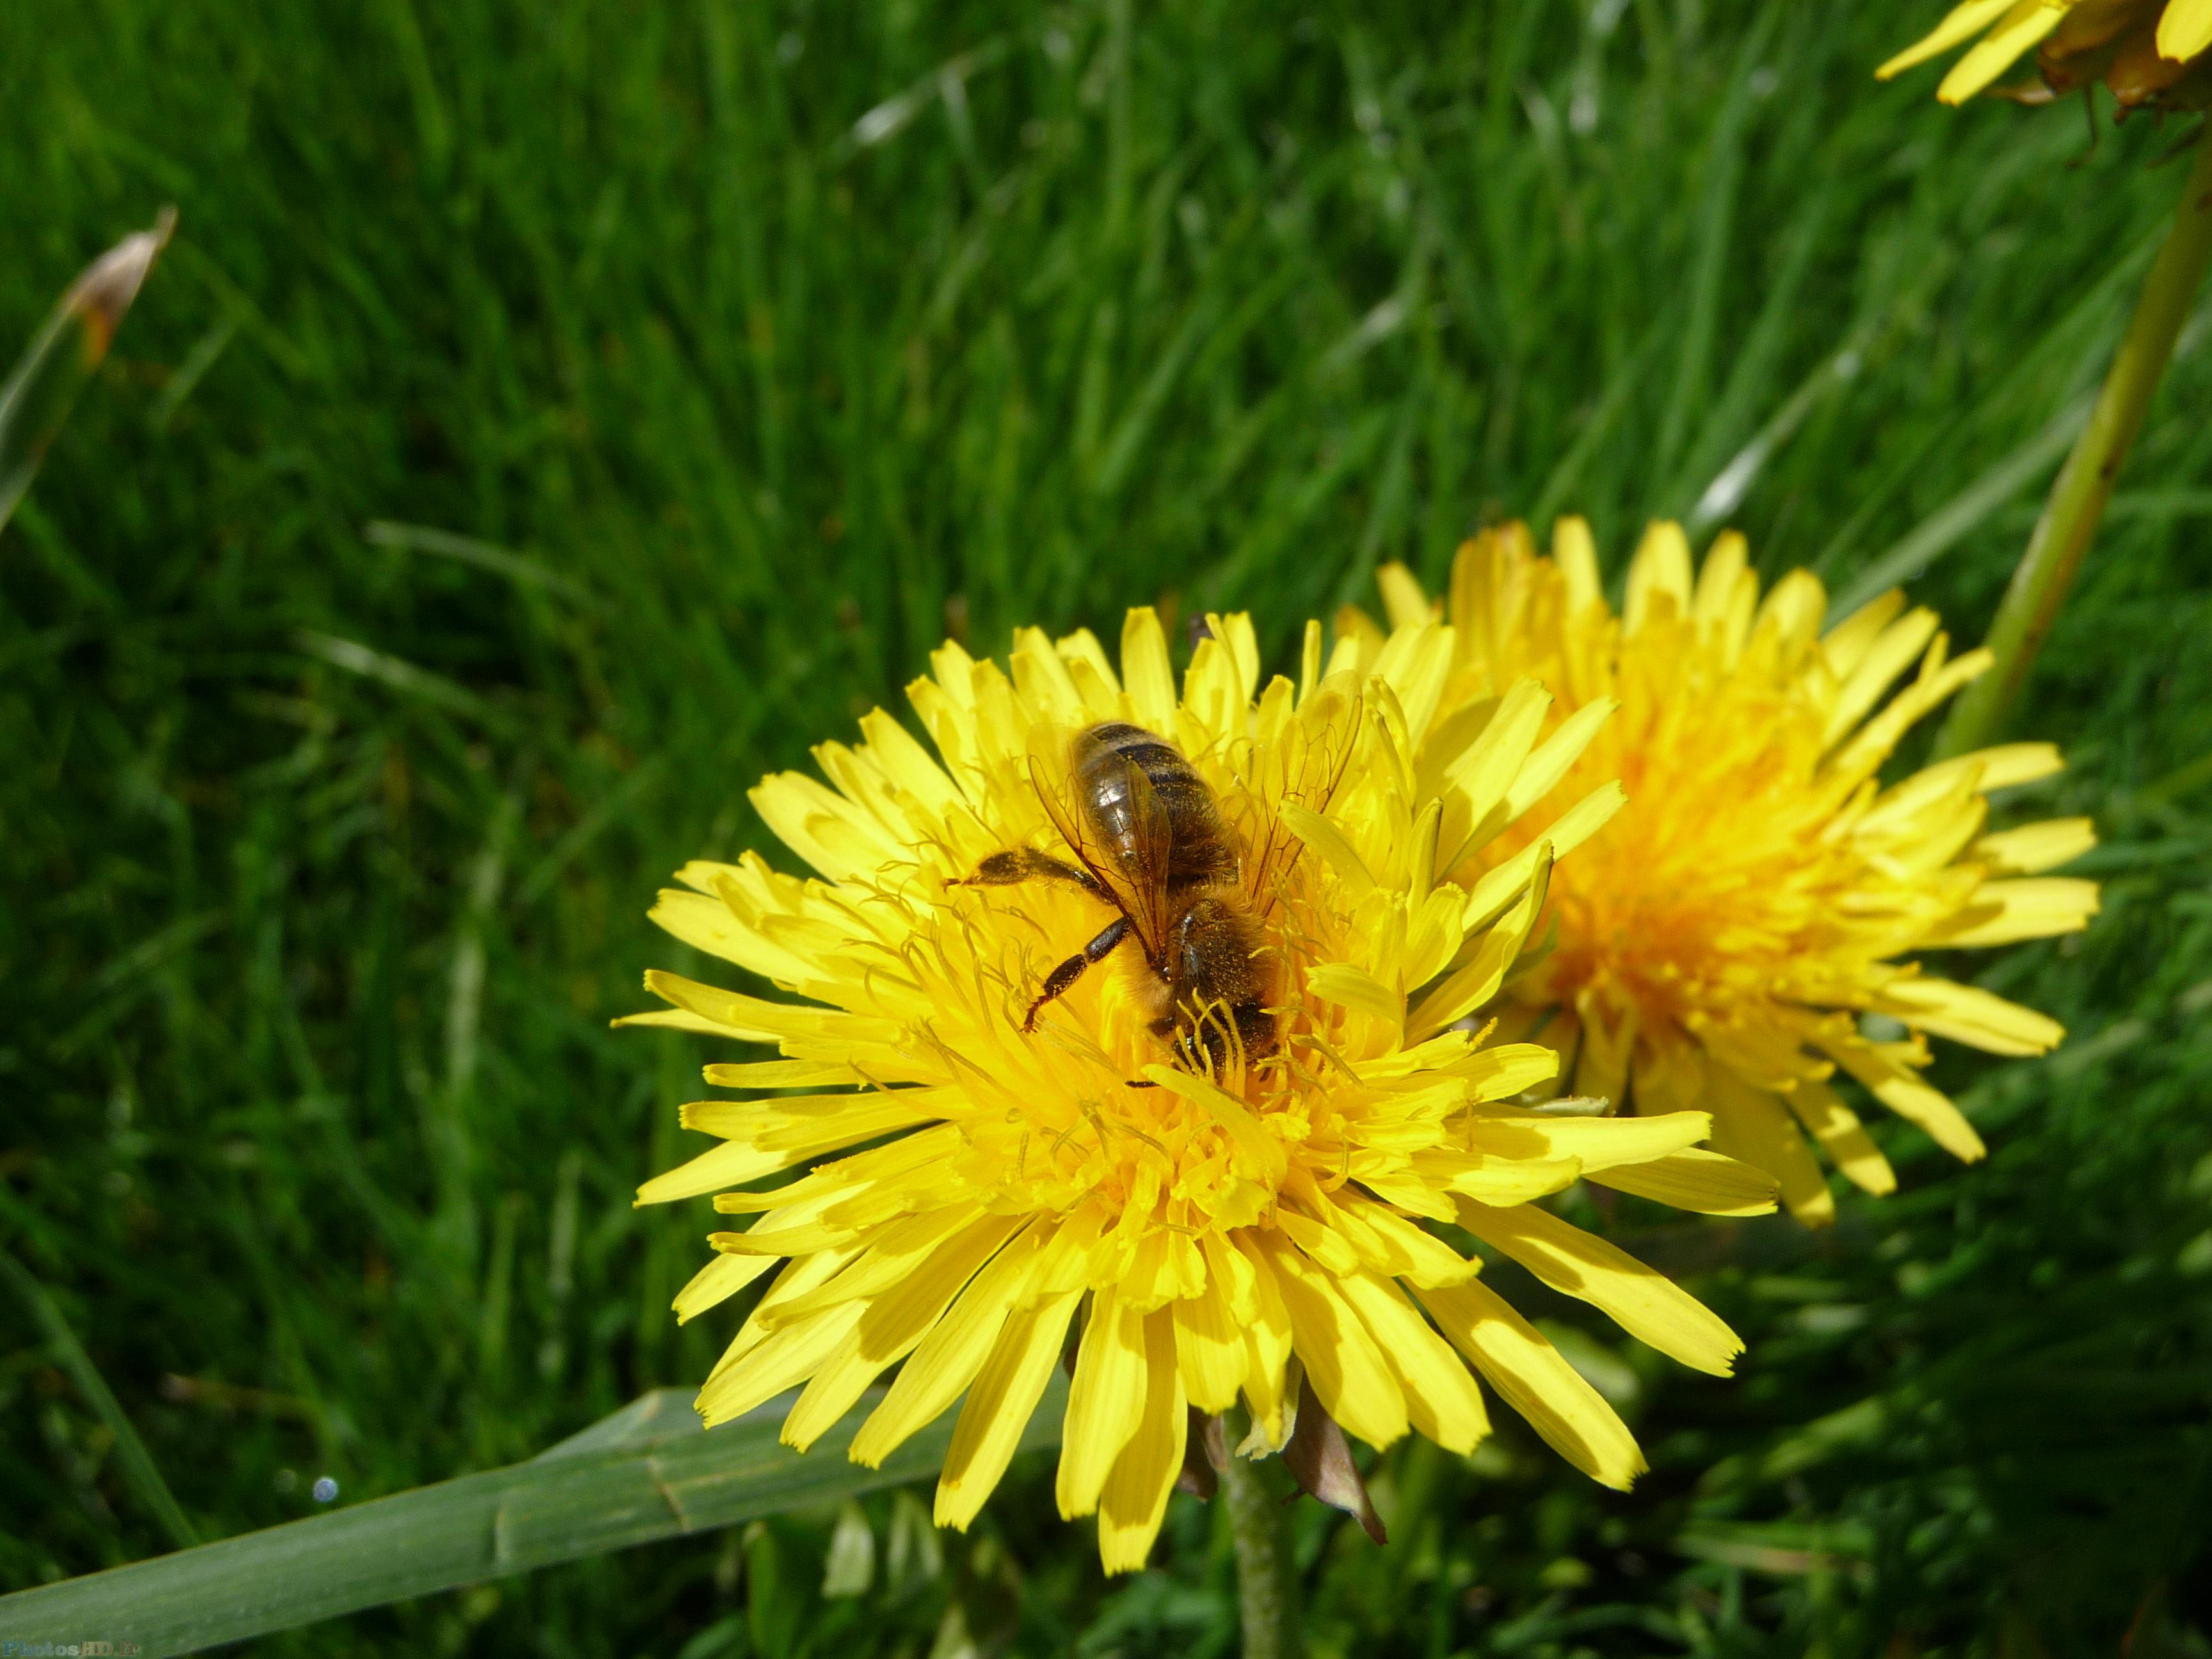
[4, 0, 2211, 1653]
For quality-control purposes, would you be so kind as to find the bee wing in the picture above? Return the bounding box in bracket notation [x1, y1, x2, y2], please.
[1107, 743, 1178, 959]
[1241, 684, 1364, 922]
[1025, 724, 1173, 959]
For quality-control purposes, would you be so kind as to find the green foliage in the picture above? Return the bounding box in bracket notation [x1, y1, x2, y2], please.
[2, 0, 2209, 1655]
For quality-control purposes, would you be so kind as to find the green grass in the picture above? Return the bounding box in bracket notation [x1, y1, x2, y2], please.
[3, 1, 2210, 1653]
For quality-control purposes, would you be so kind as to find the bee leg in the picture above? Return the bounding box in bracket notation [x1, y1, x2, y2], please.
[952, 849, 1105, 898]
[1022, 915, 1130, 1032]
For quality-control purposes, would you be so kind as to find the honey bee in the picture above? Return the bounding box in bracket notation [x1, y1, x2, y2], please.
[958, 716, 1351, 1073]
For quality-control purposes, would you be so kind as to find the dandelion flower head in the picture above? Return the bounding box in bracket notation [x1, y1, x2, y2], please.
[1880, 0, 2212, 109]
[627, 607, 1775, 1571]
[1347, 521, 2099, 1226]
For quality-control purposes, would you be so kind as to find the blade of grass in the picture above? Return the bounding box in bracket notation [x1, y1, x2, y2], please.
[148, 315, 235, 433]
[1669, 179, 1831, 525]
[1647, 11, 1772, 495]
[364, 520, 600, 606]
[1825, 389, 2090, 622]
[513, 754, 669, 907]
[1528, 327, 1660, 534]
[0, 1244, 199, 1552]
[1807, 216, 2167, 581]
[293, 629, 519, 733]
[0, 1375, 1068, 1657]
[1687, 334, 1866, 541]
[0, 209, 173, 532]
[1683, 243, 1950, 540]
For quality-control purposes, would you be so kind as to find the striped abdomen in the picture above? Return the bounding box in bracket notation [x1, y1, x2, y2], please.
[1075, 721, 1238, 894]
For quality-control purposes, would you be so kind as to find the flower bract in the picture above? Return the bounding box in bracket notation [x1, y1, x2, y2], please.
[1346, 522, 2099, 1226]
[627, 607, 1775, 1571]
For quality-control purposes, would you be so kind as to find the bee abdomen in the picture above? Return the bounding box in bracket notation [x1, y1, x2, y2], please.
[1086, 721, 1198, 789]
[1080, 721, 1236, 888]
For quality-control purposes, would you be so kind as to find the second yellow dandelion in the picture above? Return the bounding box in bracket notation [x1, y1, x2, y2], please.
[1350, 520, 2099, 1225]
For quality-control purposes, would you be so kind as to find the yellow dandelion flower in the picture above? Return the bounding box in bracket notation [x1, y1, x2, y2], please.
[627, 607, 1777, 1573]
[1349, 522, 2100, 1227]
[1879, 0, 2212, 109]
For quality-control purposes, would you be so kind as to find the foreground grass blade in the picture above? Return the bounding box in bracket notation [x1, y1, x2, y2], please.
[0, 207, 173, 533]
[0, 1375, 1066, 1658]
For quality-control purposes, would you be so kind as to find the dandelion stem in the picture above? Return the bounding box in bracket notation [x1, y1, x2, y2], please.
[1936, 131, 2212, 758]
[1222, 1434, 1301, 1659]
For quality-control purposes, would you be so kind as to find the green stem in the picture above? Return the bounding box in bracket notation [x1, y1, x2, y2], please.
[1936, 131, 2212, 759]
[1221, 1439, 1301, 1659]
